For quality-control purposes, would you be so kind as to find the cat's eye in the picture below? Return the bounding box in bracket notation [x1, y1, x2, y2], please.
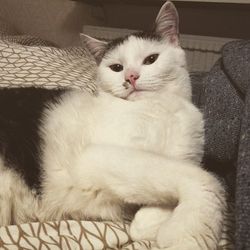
[143, 54, 159, 65]
[109, 64, 123, 72]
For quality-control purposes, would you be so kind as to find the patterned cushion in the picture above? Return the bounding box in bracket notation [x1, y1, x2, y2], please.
[0, 202, 234, 250]
[0, 39, 96, 92]
[0, 221, 152, 250]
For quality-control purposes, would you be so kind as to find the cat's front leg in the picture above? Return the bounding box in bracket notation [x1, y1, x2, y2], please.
[155, 178, 226, 250]
[130, 206, 173, 241]
[74, 145, 226, 250]
[130, 186, 225, 250]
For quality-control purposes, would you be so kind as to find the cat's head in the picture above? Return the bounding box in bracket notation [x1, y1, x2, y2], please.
[81, 1, 191, 101]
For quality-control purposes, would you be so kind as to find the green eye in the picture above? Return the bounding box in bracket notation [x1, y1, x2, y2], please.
[143, 54, 159, 65]
[109, 64, 123, 72]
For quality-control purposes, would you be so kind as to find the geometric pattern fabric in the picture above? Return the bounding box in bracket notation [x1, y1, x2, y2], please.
[0, 37, 96, 93]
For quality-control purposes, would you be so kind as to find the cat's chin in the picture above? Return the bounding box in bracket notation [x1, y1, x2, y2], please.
[126, 90, 155, 101]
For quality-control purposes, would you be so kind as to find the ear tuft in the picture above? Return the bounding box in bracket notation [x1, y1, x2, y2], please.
[80, 34, 108, 62]
[155, 1, 179, 45]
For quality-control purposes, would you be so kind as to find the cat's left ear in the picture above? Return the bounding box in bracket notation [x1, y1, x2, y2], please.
[80, 34, 108, 63]
[154, 1, 179, 45]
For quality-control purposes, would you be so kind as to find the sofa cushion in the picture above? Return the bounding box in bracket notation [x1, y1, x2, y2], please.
[222, 40, 250, 97]
[200, 59, 244, 188]
[236, 88, 250, 250]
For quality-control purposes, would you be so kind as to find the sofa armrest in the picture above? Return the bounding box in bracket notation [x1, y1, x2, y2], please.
[235, 87, 250, 250]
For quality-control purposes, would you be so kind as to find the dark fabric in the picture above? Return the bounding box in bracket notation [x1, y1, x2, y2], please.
[192, 40, 250, 250]
[236, 88, 250, 250]
[0, 88, 66, 191]
[200, 60, 243, 186]
[223, 40, 250, 97]
[222, 40, 250, 250]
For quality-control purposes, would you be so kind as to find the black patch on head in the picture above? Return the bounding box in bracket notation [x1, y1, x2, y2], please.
[0, 87, 67, 192]
[132, 31, 162, 41]
[103, 31, 162, 58]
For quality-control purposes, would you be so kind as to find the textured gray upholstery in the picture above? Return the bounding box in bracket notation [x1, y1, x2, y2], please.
[201, 59, 243, 179]
[191, 40, 250, 250]
[236, 89, 250, 250]
[223, 40, 250, 250]
[223, 40, 250, 96]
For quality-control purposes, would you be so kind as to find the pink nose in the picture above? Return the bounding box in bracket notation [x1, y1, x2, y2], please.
[125, 70, 140, 87]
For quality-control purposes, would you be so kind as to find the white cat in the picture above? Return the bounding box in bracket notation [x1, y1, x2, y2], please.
[0, 1, 225, 249]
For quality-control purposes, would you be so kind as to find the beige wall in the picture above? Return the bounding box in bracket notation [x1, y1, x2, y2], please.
[0, 0, 249, 47]
[0, 0, 99, 47]
[100, 1, 250, 39]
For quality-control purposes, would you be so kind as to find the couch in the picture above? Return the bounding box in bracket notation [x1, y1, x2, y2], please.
[194, 40, 250, 250]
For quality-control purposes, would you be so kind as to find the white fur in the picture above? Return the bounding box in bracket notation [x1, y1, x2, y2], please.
[0, 9, 225, 250]
[130, 206, 173, 241]
[35, 87, 224, 249]
[0, 159, 39, 226]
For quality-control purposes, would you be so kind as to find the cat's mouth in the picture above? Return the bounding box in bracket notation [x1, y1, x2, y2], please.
[125, 89, 148, 100]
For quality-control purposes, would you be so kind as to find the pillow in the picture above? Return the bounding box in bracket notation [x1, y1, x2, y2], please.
[0, 220, 152, 250]
[0, 204, 235, 250]
[0, 39, 97, 92]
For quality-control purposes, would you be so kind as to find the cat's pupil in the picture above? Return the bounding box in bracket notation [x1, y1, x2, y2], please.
[143, 54, 159, 65]
[109, 64, 123, 72]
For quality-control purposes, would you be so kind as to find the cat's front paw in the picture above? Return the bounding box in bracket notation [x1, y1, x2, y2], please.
[152, 241, 202, 250]
[156, 235, 203, 250]
[130, 206, 172, 242]
[156, 220, 218, 250]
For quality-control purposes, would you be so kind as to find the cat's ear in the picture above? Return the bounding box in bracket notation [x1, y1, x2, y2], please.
[80, 34, 108, 62]
[154, 1, 179, 45]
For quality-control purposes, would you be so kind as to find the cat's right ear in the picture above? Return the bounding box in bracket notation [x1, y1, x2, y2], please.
[80, 34, 108, 62]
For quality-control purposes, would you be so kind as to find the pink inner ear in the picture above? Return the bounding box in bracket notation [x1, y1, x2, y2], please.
[80, 34, 108, 61]
[155, 1, 179, 45]
[169, 34, 179, 45]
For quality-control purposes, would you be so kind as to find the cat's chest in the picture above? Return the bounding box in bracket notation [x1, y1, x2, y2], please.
[91, 97, 173, 153]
